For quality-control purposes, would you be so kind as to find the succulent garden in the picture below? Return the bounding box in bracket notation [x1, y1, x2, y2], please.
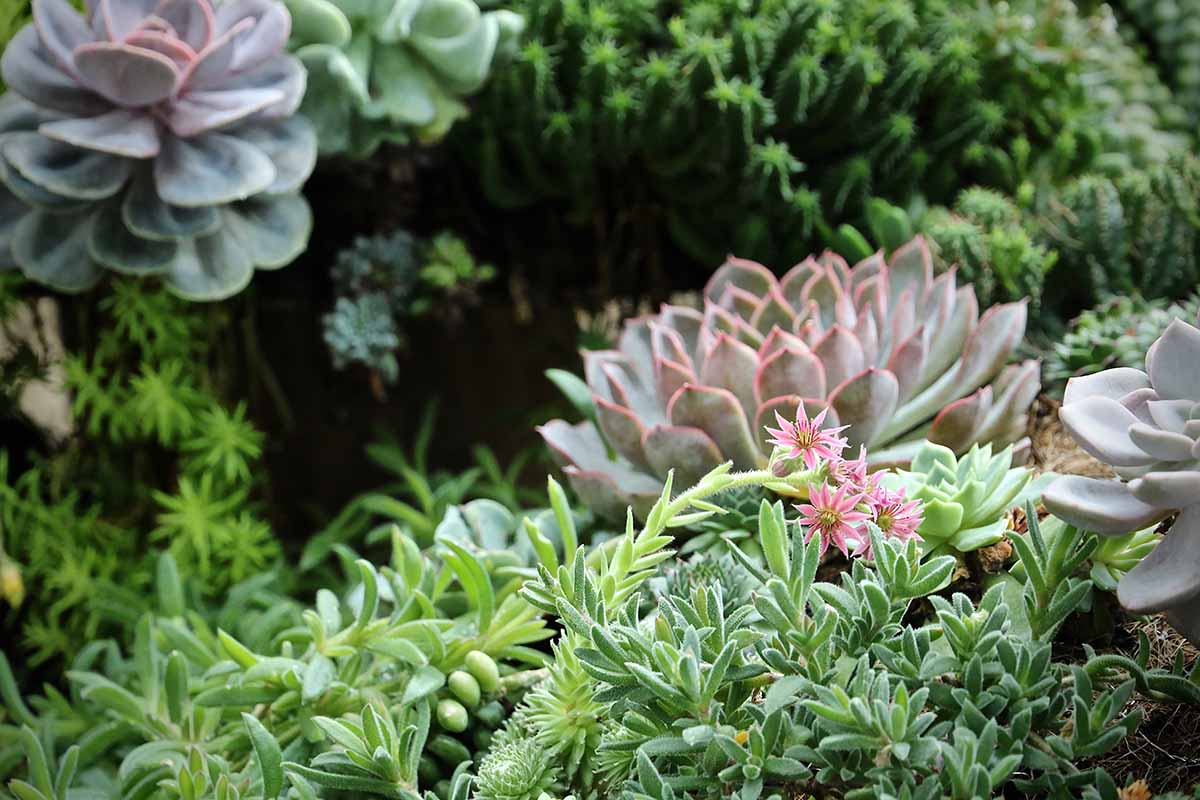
[3, 0, 1200, 797]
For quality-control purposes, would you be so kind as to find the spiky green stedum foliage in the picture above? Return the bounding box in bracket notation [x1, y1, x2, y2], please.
[0, 278, 275, 664]
[453, 0, 1186, 289]
[0, 521, 559, 798]
[1045, 293, 1200, 394]
[323, 230, 495, 386]
[1040, 152, 1200, 310]
[522, 636, 604, 788]
[920, 188, 1057, 310]
[512, 464, 1200, 798]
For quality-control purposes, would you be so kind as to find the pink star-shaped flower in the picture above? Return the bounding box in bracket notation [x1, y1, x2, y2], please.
[765, 404, 849, 471]
[856, 489, 924, 560]
[796, 481, 870, 558]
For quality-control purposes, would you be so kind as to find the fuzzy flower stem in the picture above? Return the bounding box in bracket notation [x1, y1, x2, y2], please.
[586, 466, 821, 570]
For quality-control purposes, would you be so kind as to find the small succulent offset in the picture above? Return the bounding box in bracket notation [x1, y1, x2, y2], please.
[0, 0, 316, 300]
[541, 237, 1039, 519]
[1043, 314, 1200, 645]
[880, 441, 1048, 557]
[284, 0, 523, 157]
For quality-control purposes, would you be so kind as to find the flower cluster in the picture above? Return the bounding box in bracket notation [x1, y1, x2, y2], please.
[768, 404, 924, 560]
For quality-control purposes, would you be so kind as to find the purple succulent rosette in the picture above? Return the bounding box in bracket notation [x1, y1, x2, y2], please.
[0, 0, 316, 300]
[1043, 317, 1200, 645]
[540, 237, 1040, 519]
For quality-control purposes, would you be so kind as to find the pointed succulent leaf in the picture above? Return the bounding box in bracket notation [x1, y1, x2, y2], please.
[828, 369, 898, 449]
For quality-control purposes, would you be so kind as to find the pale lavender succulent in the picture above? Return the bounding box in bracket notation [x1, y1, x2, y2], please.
[540, 237, 1039, 519]
[0, 0, 315, 300]
[1043, 316, 1200, 645]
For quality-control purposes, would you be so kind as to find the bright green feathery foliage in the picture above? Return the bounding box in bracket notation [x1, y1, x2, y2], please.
[0, 278, 276, 666]
[284, 0, 525, 156]
[451, 0, 1187, 289]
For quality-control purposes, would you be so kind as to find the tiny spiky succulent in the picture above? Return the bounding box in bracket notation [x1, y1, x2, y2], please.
[1044, 315, 1200, 645]
[880, 441, 1046, 556]
[523, 638, 603, 786]
[283, 0, 523, 156]
[541, 237, 1039, 518]
[921, 188, 1057, 309]
[651, 552, 755, 611]
[0, 0, 316, 299]
[475, 739, 559, 800]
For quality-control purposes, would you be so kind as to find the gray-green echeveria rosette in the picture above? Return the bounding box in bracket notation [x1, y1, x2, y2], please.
[1043, 315, 1200, 645]
[0, 0, 316, 300]
[284, 0, 523, 157]
[540, 238, 1040, 520]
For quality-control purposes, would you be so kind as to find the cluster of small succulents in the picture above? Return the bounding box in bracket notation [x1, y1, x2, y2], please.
[284, 0, 524, 157]
[501, 423, 1200, 799]
[1046, 293, 1200, 393]
[323, 229, 494, 384]
[541, 237, 1038, 518]
[1045, 313, 1200, 645]
[0, 517, 559, 798]
[0, 0, 317, 299]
